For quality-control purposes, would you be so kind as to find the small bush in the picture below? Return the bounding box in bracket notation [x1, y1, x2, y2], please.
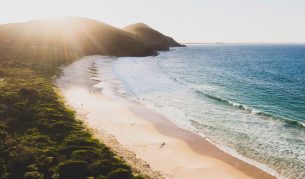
[89, 160, 112, 176]
[71, 150, 101, 162]
[24, 171, 44, 179]
[19, 87, 38, 101]
[107, 168, 132, 179]
[58, 160, 89, 179]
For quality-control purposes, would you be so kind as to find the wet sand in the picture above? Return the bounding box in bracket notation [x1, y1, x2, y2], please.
[56, 56, 276, 179]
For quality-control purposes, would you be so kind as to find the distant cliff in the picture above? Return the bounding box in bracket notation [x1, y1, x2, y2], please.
[124, 23, 185, 51]
[0, 17, 184, 58]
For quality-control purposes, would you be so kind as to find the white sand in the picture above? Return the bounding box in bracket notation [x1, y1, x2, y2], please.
[56, 57, 275, 179]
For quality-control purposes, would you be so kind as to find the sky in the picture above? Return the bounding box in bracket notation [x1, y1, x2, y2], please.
[0, 0, 305, 43]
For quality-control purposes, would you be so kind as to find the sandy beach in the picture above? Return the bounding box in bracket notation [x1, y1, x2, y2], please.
[56, 56, 276, 179]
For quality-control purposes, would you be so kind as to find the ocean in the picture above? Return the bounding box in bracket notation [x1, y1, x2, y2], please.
[96, 44, 305, 178]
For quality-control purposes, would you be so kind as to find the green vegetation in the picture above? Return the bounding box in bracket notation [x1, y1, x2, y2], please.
[0, 18, 147, 179]
[0, 64, 141, 179]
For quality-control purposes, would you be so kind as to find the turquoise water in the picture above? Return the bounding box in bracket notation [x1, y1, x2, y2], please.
[110, 44, 305, 178]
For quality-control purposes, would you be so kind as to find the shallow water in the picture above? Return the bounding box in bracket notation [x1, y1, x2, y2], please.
[95, 44, 305, 178]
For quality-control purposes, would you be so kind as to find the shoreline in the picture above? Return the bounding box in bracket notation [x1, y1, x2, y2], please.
[56, 56, 276, 179]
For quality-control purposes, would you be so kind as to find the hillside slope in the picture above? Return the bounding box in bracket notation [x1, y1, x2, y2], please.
[0, 17, 155, 179]
[0, 17, 185, 179]
[0, 17, 184, 179]
[124, 23, 185, 51]
[0, 17, 156, 58]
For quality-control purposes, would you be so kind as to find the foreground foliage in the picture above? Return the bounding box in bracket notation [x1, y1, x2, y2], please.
[0, 33, 142, 179]
[0, 64, 142, 179]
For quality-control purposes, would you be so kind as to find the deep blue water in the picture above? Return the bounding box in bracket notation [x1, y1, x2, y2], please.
[161, 44, 305, 126]
[110, 44, 305, 178]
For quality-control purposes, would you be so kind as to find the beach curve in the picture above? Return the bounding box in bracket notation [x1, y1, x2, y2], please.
[56, 56, 276, 179]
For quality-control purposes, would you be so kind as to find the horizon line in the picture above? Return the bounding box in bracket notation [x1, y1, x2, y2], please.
[182, 42, 305, 45]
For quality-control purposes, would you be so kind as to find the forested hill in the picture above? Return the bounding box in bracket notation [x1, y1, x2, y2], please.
[0, 17, 184, 179]
[0, 17, 183, 75]
[124, 23, 185, 51]
[0, 17, 153, 57]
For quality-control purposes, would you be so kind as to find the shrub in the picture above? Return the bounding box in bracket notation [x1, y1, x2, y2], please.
[96, 175, 107, 179]
[133, 176, 145, 179]
[19, 87, 38, 101]
[107, 168, 132, 179]
[24, 171, 44, 179]
[63, 136, 100, 147]
[58, 160, 89, 179]
[89, 160, 112, 176]
[71, 150, 101, 162]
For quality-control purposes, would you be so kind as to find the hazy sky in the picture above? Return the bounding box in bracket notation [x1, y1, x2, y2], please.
[1, 0, 305, 43]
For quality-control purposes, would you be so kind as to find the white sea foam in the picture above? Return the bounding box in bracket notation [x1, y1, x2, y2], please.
[91, 51, 305, 179]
